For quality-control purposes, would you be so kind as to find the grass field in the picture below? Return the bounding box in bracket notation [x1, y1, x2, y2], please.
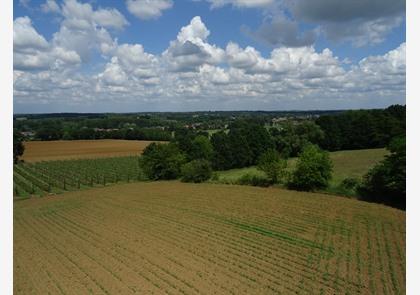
[217, 148, 388, 188]
[22, 139, 160, 162]
[14, 181, 405, 294]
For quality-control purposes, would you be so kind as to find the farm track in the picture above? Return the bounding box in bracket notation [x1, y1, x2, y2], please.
[14, 182, 405, 294]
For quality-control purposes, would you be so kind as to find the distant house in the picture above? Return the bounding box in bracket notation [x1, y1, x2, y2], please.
[93, 128, 119, 132]
[21, 131, 35, 138]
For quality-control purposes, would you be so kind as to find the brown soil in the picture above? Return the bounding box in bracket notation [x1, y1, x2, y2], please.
[22, 139, 163, 162]
[14, 182, 405, 294]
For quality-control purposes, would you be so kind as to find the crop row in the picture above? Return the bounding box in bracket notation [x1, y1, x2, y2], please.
[13, 156, 144, 198]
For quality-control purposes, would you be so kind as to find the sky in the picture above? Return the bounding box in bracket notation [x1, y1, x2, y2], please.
[13, 0, 406, 113]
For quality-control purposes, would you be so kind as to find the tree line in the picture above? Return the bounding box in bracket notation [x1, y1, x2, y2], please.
[316, 105, 405, 151]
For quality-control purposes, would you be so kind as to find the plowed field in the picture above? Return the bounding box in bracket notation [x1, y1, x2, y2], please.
[22, 139, 161, 162]
[14, 182, 405, 294]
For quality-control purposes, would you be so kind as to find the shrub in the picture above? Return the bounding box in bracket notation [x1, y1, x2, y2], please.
[14, 129, 25, 164]
[210, 172, 220, 182]
[139, 143, 186, 180]
[257, 149, 287, 184]
[327, 177, 361, 197]
[340, 177, 360, 190]
[181, 159, 213, 183]
[288, 144, 333, 191]
[236, 173, 271, 187]
[357, 136, 405, 209]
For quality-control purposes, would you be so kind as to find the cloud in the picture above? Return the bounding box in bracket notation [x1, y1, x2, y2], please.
[291, 0, 405, 23]
[13, 14, 405, 111]
[92, 8, 129, 30]
[19, 0, 31, 8]
[13, 16, 81, 71]
[126, 0, 173, 20]
[177, 16, 210, 42]
[41, 0, 60, 13]
[204, 0, 273, 9]
[243, 16, 316, 47]
[50, 0, 128, 62]
[14, 17, 49, 51]
[321, 16, 403, 47]
[163, 16, 224, 72]
[287, 0, 405, 47]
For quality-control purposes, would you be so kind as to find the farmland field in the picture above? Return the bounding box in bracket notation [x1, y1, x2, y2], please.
[13, 156, 143, 198]
[22, 139, 161, 162]
[217, 148, 388, 187]
[14, 148, 388, 199]
[14, 181, 405, 294]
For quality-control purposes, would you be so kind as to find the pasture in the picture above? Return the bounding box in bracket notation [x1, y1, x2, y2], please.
[14, 181, 405, 294]
[217, 148, 388, 187]
[22, 139, 158, 162]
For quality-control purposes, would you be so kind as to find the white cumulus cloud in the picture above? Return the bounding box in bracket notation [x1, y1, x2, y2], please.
[126, 0, 173, 20]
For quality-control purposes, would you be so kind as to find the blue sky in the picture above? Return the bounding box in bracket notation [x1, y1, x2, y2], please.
[13, 0, 406, 113]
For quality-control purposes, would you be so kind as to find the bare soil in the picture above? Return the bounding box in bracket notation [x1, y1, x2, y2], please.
[14, 182, 405, 294]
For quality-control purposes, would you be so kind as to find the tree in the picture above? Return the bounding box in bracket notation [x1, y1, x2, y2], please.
[211, 131, 233, 170]
[357, 136, 406, 209]
[174, 128, 195, 155]
[271, 121, 324, 157]
[13, 129, 25, 164]
[288, 144, 333, 191]
[257, 149, 287, 184]
[139, 143, 186, 180]
[315, 105, 406, 151]
[181, 159, 213, 183]
[239, 123, 274, 164]
[189, 135, 213, 161]
[228, 129, 253, 168]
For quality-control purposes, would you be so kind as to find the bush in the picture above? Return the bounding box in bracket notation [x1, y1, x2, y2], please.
[189, 135, 213, 161]
[257, 149, 287, 184]
[139, 143, 186, 180]
[236, 173, 271, 187]
[181, 159, 213, 183]
[327, 177, 361, 197]
[14, 129, 25, 164]
[341, 177, 360, 190]
[288, 144, 333, 191]
[357, 136, 405, 209]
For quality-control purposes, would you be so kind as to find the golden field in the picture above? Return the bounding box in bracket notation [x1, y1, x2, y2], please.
[22, 139, 161, 162]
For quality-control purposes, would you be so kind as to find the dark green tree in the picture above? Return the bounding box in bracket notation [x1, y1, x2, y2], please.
[238, 123, 274, 164]
[257, 149, 287, 184]
[13, 129, 25, 164]
[189, 135, 213, 161]
[271, 121, 324, 157]
[228, 129, 253, 168]
[181, 159, 213, 183]
[357, 136, 406, 209]
[211, 131, 233, 170]
[288, 144, 333, 191]
[139, 143, 186, 180]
